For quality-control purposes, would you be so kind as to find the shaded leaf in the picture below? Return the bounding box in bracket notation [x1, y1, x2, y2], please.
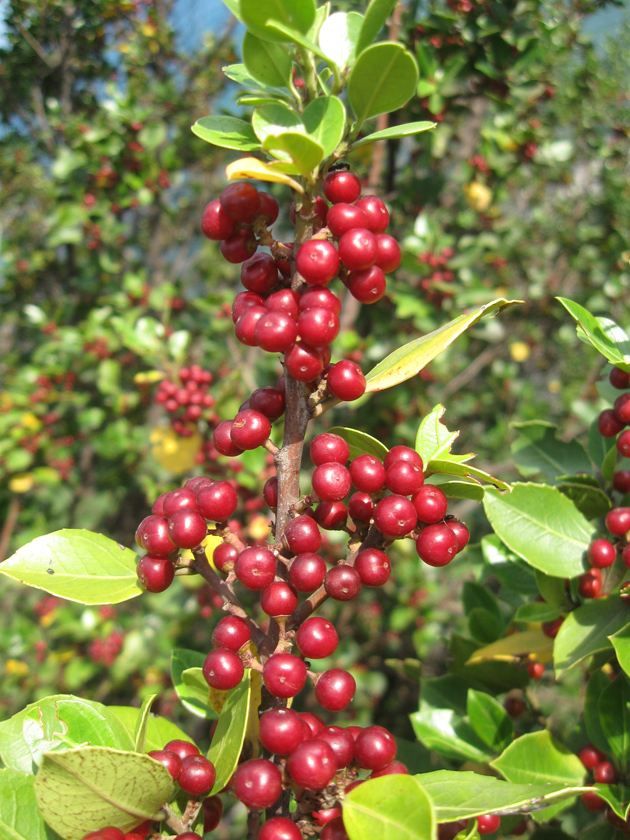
[107, 707, 194, 754]
[514, 602, 563, 623]
[302, 97, 346, 158]
[209, 671, 253, 794]
[171, 648, 215, 719]
[557, 478, 611, 520]
[352, 120, 435, 149]
[242, 32, 292, 88]
[356, 0, 397, 54]
[344, 775, 435, 840]
[133, 695, 157, 754]
[192, 116, 260, 152]
[558, 298, 630, 373]
[553, 595, 630, 677]
[611, 623, 630, 681]
[584, 670, 614, 756]
[599, 673, 630, 774]
[511, 422, 592, 484]
[239, 0, 316, 43]
[0, 769, 64, 840]
[481, 534, 538, 596]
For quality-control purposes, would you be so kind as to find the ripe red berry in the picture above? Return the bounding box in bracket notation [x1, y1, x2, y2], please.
[542, 616, 564, 638]
[606, 507, 630, 536]
[259, 707, 306, 755]
[258, 817, 302, 840]
[355, 548, 391, 586]
[137, 556, 175, 593]
[581, 791, 608, 812]
[355, 196, 390, 233]
[445, 518, 470, 551]
[296, 617, 339, 659]
[384, 445, 423, 471]
[263, 653, 308, 698]
[354, 725, 397, 770]
[254, 311, 298, 353]
[327, 202, 369, 237]
[83, 829, 125, 840]
[284, 515, 322, 554]
[588, 538, 616, 568]
[578, 744, 605, 770]
[261, 581, 299, 617]
[148, 749, 182, 780]
[416, 524, 459, 566]
[598, 409, 624, 438]
[162, 488, 199, 518]
[233, 758, 282, 809]
[241, 253, 279, 293]
[178, 754, 217, 796]
[214, 542, 238, 572]
[300, 287, 342, 315]
[323, 170, 361, 204]
[373, 494, 417, 537]
[477, 814, 501, 834]
[310, 433, 350, 465]
[314, 668, 356, 711]
[386, 460, 424, 496]
[266, 288, 300, 319]
[287, 739, 337, 790]
[296, 240, 340, 286]
[526, 661, 545, 679]
[614, 393, 630, 424]
[610, 367, 630, 389]
[289, 553, 327, 592]
[326, 360, 366, 402]
[338, 228, 378, 271]
[578, 568, 602, 599]
[213, 420, 244, 457]
[220, 182, 260, 221]
[212, 615, 251, 651]
[136, 515, 176, 557]
[347, 265, 387, 304]
[348, 492, 374, 524]
[202, 648, 244, 690]
[300, 712, 326, 738]
[256, 191, 279, 224]
[263, 476, 279, 510]
[220, 228, 257, 263]
[230, 409, 272, 450]
[594, 760, 617, 784]
[234, 546, 277, 590]
[320, 817, 350, 840]
[167, 509, 208, 549]
[370, 760, 410, 777]
[201, 199, 236, 241]
[325, 565, 361, 600]
[312, 462, 352, 502]
[298, 307, 340, 348]
[197, 482, 238, 522]
[284, 342, 324, 382]
[412, 485, 448, 524]
[313, 501, 348, 530]
[235, 304, 266, 346]
[315, 726, 355, 768]
[164, 740, 200, 760]
[375, 234, 401, 273]
[349, 454, 385, 493]
[202, 795, 224, 832]
[614, 470, 630, 493]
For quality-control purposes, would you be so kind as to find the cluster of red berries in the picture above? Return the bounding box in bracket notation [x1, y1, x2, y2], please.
[87, 630, 124, 667]
[438, 814, 507, 839]
[154, 365, 215, 436]
[418, 247, 455, 307]
[578, 743, 619, 817]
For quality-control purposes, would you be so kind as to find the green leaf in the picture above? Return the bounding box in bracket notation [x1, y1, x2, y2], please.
[326, 426, 388, 461]
[557, 298, 630, 373]
[557, 477, 611, 520]
[252, 103, 303, 144]
[318, 11, 363, 71]
[348, 43, 418, 128]
[599, 672, 630, 774]
[511, 422, 593, 484]
[418, 770, 590, 822]
[429, 477, 485, 501]
[108, 707, 195, 754]
[192, 116, 260, 152]
[468, 608, 502, 644]
[410, 707, 493, 763]
[34, 747, 173, 840]
[242, 32, 292, 88]
[133, 695, 157, 754]
[514, 602, 562, 623]
[0, 769, 64, 840]
[263, 131, 324, 177]
[429, 458, 510, 491]
[344, 775, 435, 840]
[0, 529, 143, 605]
[365, 299, 520, 394]
[584, 670, 613, 756]
[482, 535, 538, 595]
[265, 20, 337, 69]
[611, 623, 630, 680]
[467, 689, 514, 753]
[239, 0, 316, 42]
[51, 148, 87, 179]
[553, 595, 630, 677]
[462, 581, 502, 623]
[219, 0, 241, 19]
[535, 569, 566, 606]
[302, 97, 346, 159]
[420, 675, 468, 716]
[415, 404, 459, 465]
[208, 671, 252, 794]
[356, 0, 397, 54]
[352, 120, 436, 149]
[0, 695, 134, 773]
[483, 484, 592, 578]
[451, 633, 531, 694]
[588, 417, 617, 475]
[171, 649, 215, 719]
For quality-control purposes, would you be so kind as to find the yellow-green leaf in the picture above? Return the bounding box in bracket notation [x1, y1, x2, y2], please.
[225, 157, 303, 192]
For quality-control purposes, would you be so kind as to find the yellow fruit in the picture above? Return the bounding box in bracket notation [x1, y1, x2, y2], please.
[150, 426, 202, 474]
[464, 182, 492, 211]
[509, 342, 531, 363]
[9, 473, 35, 494]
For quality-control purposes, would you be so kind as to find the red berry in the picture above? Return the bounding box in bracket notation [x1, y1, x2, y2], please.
[527, 661, 545, 679]
[263, 653, 308, 698]
[233, 758, 282, 809]
[445, 518, 470, 551]
[231, 409, 271, 450]
[325, 565, 361, 600]
[298, 307, 339, 348]
[386, 460, 424, 496]
[220, 182, 260, 221]
[202, 795, 224, 833]
[320, 817, 350, 840]
[299, 712, 326, 738]
[354, 196, 390, 233]
[241, 253, 279, 294]
[148, 749, 182, 780]
[412, 485, 448, 524]
[610, 367, 630, 389]
[355, 548, 391, 586]
[256, 191, 279, 224]
[614, 470, 630, 493]
[477, 814, 501, 834]
[598, 409, 624, 438]
[348, 491, 374, 524]
[202, 648, 244, 690]
[266, 288, 300, 319]
[594, 760, 617, 784]
[287, 739, 337, 790]
[284, 515, 322, 554]
[259, 817, 302, 840]
[354, 725, 396, 770]
[349, 454, 385, 493]
[178, 754, 217, 796]
[137, 556, 174, 593]
[296, 616, 339, 659]
[220, 228, 257, 263]
[162, 488, 199, 518]
[416, 524, 459, 566]
[327, 202, 369, 236]
[213, 420, 244, 456]
[164, 740, 200, 760]
[374, 494, 417, 537]
[542, 617, 564, 638]
[312, 462, 352, 502]
[370, 760, 410, 777]
[82, 830, 125, 840]
[234, 546, 277, 590]
[212, 615, 251, 651]
[259, 707, 307, 755]
[197, 482, 238, 522]
[201, 199, 236, 240]
[323, 170, 361, 204]
[578, 744, 605, 770]
[254, 310, 299, 353]
[296, 240, 340, 286]
[235, 304, 266, 346]
[347, 265, 387, 304]
[250, 387, 286, 421]
[588, 538, 616, 568]
[289, 553, 327, 592]
[375, 234, 401, 273]
[614, 393, 630, 424]
[326, 360, 366, 401]
[314, 668, 356, 711]
[338, 228, 378, 271]
[310, 433, 350, 465]
[581, 791, 608, 812]
[578, 568, 602, 599]
[315, 726, 355, 768]
[167, 509, 208, 549]
[136, 515, 176, 557]
[284, 342, 324, 382]
[606, 507, 630, 536]
[314, 501, 348, 530]
[261, 581, 299, 617]
[384, 446, 423, 470]
[300, 287, 342, 315]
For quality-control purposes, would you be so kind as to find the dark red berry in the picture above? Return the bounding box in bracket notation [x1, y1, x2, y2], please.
[412, 485, 448, 524]
[266, 288, 300, 319]
[232, 290, 264, 322]
[542, 616, 564, 638]
[289, 553, 327, 592]
[594, 760, 617, 784]
[297, 307, 339, 348]
[320, 817, 350, 840]
[258, 817, 302, 840]
[234, 546, 277, 590]
[349, 454, 385, 493]
[354, 725, 396, 770]
[235, 304, 266, 346]
[213, 542, 238, 572]
[202, 648, 244, 690]
[296, 617, 338, 659]
[588, 538, 616, 568]
[263, 653, 308, 698]
[347, 265, 387, 304]
[327, 202, 369, 237]
[373, 494, 417, 537]
[606, 507, 630, 536]
[581, 791, 608, 812]
[136, 515, 176, 557]
[386, 460, 424, 496]
[259, 708, 306, 755]
[445, 518, 470, 551]
[370, 760, 410, 777]
[300, 712, 326, 738]
[312, 462, 352, 502]
[220, 182, 260, 221]
[197, 481, 238, 522]
[284, 515, 322, 554]
[614, 393, 630, 424]
[241, 253, 279, 293]
[338, 228, 377, 271]
[300, 287, 342, 315]
[296, 240, 340, 286]
[230, 409, 271, 450]
[477, 814, 501, 834]
[326, 360, 366, 401]
[325, 565, 361, 600]
[610, 367, 630, 389]
[323, 170, 361, 204]
[233, 758, 282, 809]
[310, 433, 350, 465]
[167, 509, 207, 549]
[201, 199, 236, 241]
[202, 795, 224, 833]
[599, 409, 623, 438]
[375, 234, 401, 273]
[348, 492, 374, 524]
[137, 556, 175, 593]
[614, 470, 630, 493]
[315, 668, 356, 711]
[254, 311, 299, 353]
[284, 342, 324, 382]
[416, 524, 459, 566]
[261, 581, 299, 617]
[148, 749, 182, 780]
[82, 829, 125, 840]
[384, 445, 423, 471]
[263, 476, 279, 510]
[287, 739, 337, 790]
[578, 744, 605, 770]
[578, 568, 602, 599]
[355, 549, 391, 586]
[164, 740, 200, 760]
[178, 754, 217, 796]
[162, 488, 199, 518]
[315, 726, 355, 768]
[212, 615, 251, 651]
[354, 196, 390, 233]
[220, 228, 257, 263]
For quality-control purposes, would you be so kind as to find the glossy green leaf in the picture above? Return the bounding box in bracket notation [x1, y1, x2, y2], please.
[588, 417, 617, 474]
[171, 648, 215, 719]
[366, 300, 520, 393]
[326, 426, 388, 461]
[352, 120, 436, 149]
[418, 770, 589, 822]
[356, 0, 397, 54]
[492, 731, 584, 788]
[0, 529, 143, 605]
[599, 673, 630, 774]
[266, 20, 336, 69]
[344, 775, 435, 840]
[557, 298, 630, 373]
[611, 623, 630, 680]
[468, 608, 502, 645]
[554, 595, 630, 676]
[0, 695, 134, 773]
[242, 32, 292, 88]
[239, 0, 316, 42]
[483, 484, 592, 578]
[593, 783, 630, 819]
[429, 458, 510, 491]
[318, 11, 363, 71]
[208, 671, 252, 794]
[263, 131, 324, 177]
[481, 534, 537, 595]
[420, 675, 468, 716]
[0, 769, 64, 840]
[108, 707, 195, 754]
[511, 422, 592, 483]
[410, 707, 493, 763]
[557, 477, 611, 520]
[584, 670, 613, 756]
[514, 602, 562, 623]
[34, 747, 173, 840]
[348, 43, 418, 127]
[302, 97, 346, 158]
[450, 633, 530, 694]
[133, 695, 157, 754]
[415, 404, 459, 465]
[192, 115, 261, 151]
[535, 569, 567, 607]
[429, 478, 485, 501]
[462, 581, 502, 622]
[252, 103, 303, 144]
[467, 689, 514, 753]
